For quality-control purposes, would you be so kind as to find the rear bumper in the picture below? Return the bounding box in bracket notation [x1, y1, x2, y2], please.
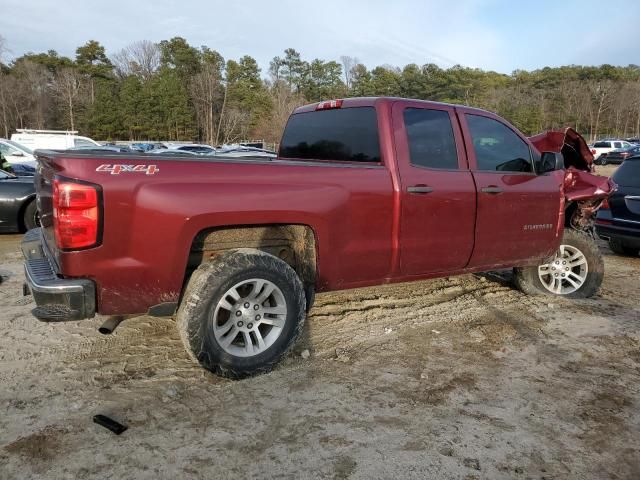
[22, 228, 96, 321]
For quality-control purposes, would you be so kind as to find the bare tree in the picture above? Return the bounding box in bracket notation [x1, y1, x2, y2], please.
[112, 40, 161, 81]
[219, 108, 250, 144]
[254, 80, 306, 144]
[190, 62, 224, 145]
[52, 68, 85, 130]
[0, 35, 9, 137]
[340, 55, 358, 90]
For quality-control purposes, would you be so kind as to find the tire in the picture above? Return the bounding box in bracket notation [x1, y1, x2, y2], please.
[513, 229, 604, 299]
[176, 249, 306, 379]
[23, 200, 39, 231]
[608, 238, 639, 256]
[600, 157, 608, 166]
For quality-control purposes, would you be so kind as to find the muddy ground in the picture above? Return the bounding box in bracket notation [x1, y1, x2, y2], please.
[1, 165, 639, 479]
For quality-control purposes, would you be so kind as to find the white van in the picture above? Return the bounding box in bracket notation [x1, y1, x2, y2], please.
[10, 129, 101, 151]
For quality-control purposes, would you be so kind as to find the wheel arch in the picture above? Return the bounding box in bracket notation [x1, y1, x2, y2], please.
[184, 223, 319, 292]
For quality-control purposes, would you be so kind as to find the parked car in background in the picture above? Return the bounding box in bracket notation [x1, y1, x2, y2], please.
[147, 148, 202, 156]
[9, 163, 36, 177]
[167, 143, 217, 154]
[590, 140, 634, 163]
[0, 139, 37, 167]
[0, 169, 38, 232]
[217, 144, 277, 158]
[625, 138, 640, 144]
[596, 156, 640, 256]
[599, 145, 640, 165]
[11, 129, 101, 150]
[68, 145, 133, 153]
[130, 142, 165, 152]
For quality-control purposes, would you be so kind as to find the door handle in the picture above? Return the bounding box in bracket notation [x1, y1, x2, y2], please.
[407, 185, 434, 194]
[481, 186, 503, 194]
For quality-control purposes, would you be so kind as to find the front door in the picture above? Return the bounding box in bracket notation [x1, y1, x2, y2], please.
[393, 101, 476, 275]
[458, 109, 564, 268]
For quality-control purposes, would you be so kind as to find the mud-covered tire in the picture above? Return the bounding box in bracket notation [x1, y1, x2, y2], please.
[23, 200, 39, 231]
[176, 249, 306, 379]
[608, 239, 639, 257]
[513, 229, 604, 299]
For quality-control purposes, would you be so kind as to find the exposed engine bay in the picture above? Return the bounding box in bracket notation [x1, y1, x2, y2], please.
[529, 128, 616, 232]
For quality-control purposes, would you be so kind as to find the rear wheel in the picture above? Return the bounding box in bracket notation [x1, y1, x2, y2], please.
[514, 229, 604, 299]
[23, 200, 39, 230]
[176, 249, 306, 378]
[608, 238, 639, 256]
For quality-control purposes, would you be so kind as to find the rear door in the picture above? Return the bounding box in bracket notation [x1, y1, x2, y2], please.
[610, 160, 640, 225]
[392, 101, 476, 274]
[458, 109, 564, 268]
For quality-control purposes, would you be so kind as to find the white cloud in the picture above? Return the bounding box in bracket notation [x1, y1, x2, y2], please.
[0, 0, 636, 74]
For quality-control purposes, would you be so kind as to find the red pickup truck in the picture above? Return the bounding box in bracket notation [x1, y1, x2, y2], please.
[22, 97, 613, 378]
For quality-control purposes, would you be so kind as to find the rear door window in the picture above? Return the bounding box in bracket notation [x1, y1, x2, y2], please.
[593, 142, 609, 148]
[613, 142, 622, 149]
[279, 107, 381, 163]
[612, 160, 640, 187]
[465, 114, 532, 172]
[404, 108, 459, 169]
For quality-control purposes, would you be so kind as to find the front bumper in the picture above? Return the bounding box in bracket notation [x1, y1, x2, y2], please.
[22, 228, 96, 321]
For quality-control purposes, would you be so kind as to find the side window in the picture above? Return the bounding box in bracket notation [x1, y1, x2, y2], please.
[0, 143, 18, 156]
[404, 108, 459, 169]
[279, 107, 381, 163]
[466, 114, 532, 173]
[614, 142, 622, 149]
[74, 138, 95, 148]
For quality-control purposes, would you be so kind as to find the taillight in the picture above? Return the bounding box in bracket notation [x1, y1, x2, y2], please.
[600, 197, 610, 210]
[316, 99, 343, 110]
[53, 179, 100, 250]
[590, 148, 596, 155]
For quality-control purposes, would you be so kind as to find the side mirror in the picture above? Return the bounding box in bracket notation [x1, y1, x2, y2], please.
[537, 151, 564, 174]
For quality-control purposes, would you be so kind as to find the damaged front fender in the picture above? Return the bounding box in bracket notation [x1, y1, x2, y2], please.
[529, 127, 616, 231]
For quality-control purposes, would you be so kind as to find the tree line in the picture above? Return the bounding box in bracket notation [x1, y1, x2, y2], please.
[1, 36, 639, 144]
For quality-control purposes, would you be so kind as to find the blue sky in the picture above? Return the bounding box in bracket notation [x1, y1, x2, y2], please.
[1, 0, 638, 74]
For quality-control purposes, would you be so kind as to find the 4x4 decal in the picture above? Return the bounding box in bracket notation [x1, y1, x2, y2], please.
[96, 164, 159, 175]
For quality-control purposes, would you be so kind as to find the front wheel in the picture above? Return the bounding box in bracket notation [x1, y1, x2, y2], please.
[176, 249, 306, 378]
[514, 229, 604, 299]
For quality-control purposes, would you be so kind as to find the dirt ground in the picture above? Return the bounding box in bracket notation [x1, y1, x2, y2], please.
[1, 164, 638, 479]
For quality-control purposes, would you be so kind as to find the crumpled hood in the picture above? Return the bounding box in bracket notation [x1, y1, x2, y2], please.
[528, 127, 615, 202]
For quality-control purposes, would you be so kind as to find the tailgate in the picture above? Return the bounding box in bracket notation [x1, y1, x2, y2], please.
[34, 153, 59, 264]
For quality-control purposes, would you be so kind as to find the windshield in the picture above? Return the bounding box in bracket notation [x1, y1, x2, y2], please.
[0, 169, 16, 179]
[6, 140, 33, 154]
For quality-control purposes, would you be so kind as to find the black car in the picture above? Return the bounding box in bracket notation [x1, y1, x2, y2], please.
[595, 157, 640, 256]
[598, 145, 640, 165]
[0, 169, 38, 232]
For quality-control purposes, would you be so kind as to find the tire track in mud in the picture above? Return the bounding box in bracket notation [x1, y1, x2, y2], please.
[304, 274, 544, 358]
[0, 265, 542, 389]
